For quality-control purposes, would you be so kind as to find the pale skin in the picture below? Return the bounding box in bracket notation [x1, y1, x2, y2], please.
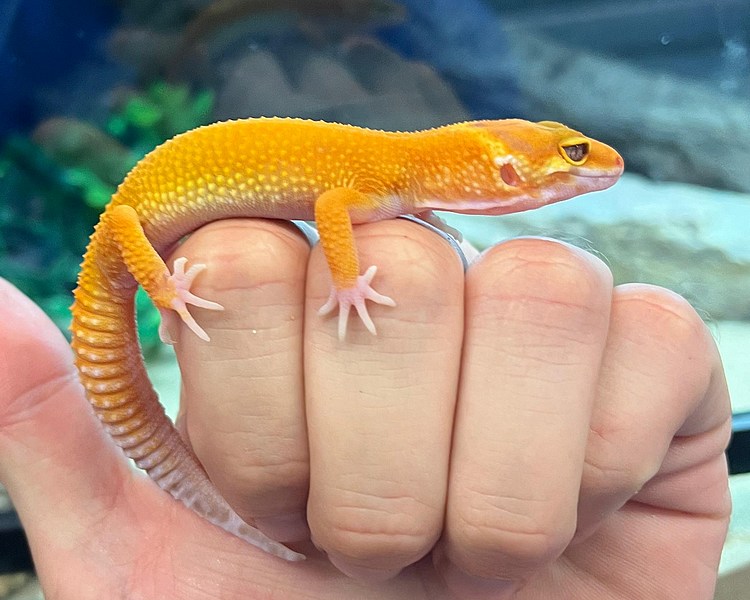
[0, 217, 731, 599]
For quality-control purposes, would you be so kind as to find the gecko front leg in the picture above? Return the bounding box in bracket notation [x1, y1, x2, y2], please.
[314, 188, 396, 340]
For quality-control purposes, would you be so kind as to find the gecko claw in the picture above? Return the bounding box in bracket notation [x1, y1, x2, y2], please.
[337, 302, 352, 340]
[318, 266, 395, 340]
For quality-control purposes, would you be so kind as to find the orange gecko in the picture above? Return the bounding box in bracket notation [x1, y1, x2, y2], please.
[70, 117, 623, 561]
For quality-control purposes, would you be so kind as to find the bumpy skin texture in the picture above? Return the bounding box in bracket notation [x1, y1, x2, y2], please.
[70, 117, 623, 561]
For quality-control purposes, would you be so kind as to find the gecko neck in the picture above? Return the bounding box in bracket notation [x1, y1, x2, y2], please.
[404, 126, 514, 213]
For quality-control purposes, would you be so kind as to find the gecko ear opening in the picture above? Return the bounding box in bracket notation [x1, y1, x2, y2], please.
[500, 162, 522, 186]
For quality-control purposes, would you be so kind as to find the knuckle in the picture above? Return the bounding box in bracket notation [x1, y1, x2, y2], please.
[323, 525, 432, 567]
[181, 220, 308, 288]
[450, 492, 575, 575]
[583, 450, 658, 497]
[467, 239, 612, 347]
[615, 285, 704, 335]
[200, 442, 309, 516]
[474, 238, 612, 310]
[585, 406, 665, 496]
[613, 285, 712, 367]
[233, 455, 310, 497]
[367, 221, 464, 292]
[313, 496, 441, 565]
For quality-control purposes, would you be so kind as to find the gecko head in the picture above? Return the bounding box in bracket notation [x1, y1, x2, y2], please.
[461, 119, 624, 214]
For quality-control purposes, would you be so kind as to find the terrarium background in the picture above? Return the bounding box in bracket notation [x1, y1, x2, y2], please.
[0, 1, 748, 598]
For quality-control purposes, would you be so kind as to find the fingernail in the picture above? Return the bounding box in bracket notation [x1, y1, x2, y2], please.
[254, 512, 310, 543]
[328, 553, 401, 583]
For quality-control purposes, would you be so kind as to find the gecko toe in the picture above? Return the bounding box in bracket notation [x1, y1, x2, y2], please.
[318, 289, 338, 316]
[353, 300, 377, 336]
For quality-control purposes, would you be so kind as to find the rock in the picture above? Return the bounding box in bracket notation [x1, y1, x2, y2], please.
[31, 118, 136, 187]
[214, 37, 469, 129]
[443, 174, 750, 320]
[109, 2, 469, 130]
[506, 30, 750, 194]
[215, 50, 305, 117]
[382, 0, 521, 118]
[0, 574, 29, 599]
[715, 321, 750, 413]
[119, 0, 406, 33]
[0, 484, 10, 513]
[107, 27, 181, 80]
[111, 0, 407, 80]
[5, 577, 42, 600]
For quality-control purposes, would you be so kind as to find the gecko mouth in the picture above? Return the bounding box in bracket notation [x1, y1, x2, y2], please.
[569, 155, 624, 180]
[566, 161, 624, 191]
[564, 172, 622, 194]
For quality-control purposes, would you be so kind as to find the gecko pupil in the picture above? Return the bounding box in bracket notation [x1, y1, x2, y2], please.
[562, 143, 589, 163]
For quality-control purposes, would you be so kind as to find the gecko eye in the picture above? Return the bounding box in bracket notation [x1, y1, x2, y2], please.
[559, 141, 590, 165]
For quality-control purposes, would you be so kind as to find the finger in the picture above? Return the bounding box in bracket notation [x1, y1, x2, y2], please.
[443, 238, 613, 590]
[575, 284, 732, 541]
[0, 279, 132, 547]
[305, 218, 464, 581]
[171, 219, 312, 541]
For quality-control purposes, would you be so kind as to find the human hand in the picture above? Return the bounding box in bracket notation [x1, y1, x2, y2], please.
[0, 218, 731, 599]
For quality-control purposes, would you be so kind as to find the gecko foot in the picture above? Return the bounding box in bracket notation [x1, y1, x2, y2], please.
[160, 257, 224, 343]
[318, 265, 396, 341]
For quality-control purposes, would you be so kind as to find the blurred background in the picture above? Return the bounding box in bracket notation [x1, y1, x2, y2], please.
[0, 0, 748, 597]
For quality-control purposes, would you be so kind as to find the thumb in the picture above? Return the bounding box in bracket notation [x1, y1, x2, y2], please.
[0, 278, 130, 549]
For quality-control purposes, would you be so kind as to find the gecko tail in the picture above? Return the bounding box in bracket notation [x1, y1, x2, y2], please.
[138, 414, 306, 562]
[157, 456, 306, 561]
[71, 232, 303, 561]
